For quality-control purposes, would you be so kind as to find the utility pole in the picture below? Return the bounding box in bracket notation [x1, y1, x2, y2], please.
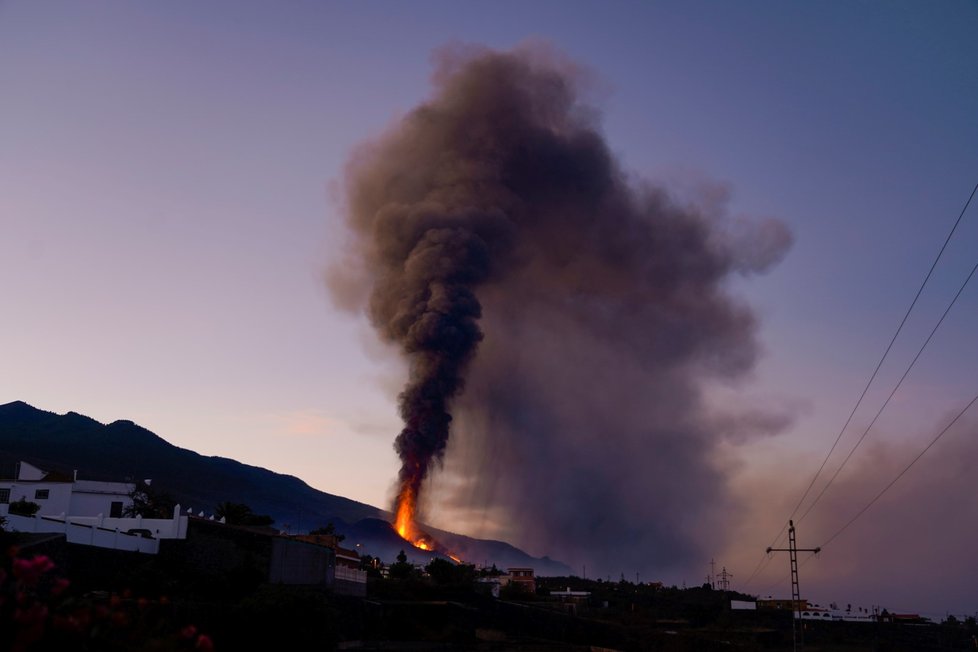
[766, 520, 821, 651]
[709, 558, 716, 589]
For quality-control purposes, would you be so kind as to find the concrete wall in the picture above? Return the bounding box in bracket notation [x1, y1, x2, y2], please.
[334, 566, 368, 597]
[1, 511, 158, 554]
[64, 504, 188, 539]
[269, 537, 335, 585]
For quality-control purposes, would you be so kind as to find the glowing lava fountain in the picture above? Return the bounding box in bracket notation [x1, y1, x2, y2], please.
[392, 489, 462, 562]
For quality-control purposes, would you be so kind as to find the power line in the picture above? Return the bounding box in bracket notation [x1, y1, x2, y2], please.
[743, 523, 790, 588]
[797, 262, 978, 525]
[743, 547, 777, 589]
[785, 178, 978, 524]
[755, 551, 818, 598]
[744, 524, 798, 589]
[744, 178, 978, 591]
[818, 390, 978, 550]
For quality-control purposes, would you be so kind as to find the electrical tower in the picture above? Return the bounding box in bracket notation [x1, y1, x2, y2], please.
[719, 566, 732, 591]
[766, 520, 821, 651]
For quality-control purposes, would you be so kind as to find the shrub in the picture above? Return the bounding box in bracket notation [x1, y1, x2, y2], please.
[8, 498, 40, 517]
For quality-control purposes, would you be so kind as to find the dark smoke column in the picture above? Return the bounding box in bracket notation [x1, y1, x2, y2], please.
[334, 44, 791, 565]
[338, 47, 528, 540]
[385, 229, 494, 541]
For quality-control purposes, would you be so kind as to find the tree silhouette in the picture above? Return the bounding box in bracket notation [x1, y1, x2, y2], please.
[214, 502, 273, 526]
[388, 550, 415, 579]
[123, 481, 176, 518]
[309, 522, 345, 542]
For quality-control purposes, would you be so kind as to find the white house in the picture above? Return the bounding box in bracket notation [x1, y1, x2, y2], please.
[0, 461, 134, 517]
[0, 461, 188, 553]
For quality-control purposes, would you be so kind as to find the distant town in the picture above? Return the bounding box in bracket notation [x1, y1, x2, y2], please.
[4, 458, 977, 651]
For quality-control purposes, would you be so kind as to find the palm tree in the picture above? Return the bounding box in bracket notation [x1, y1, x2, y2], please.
[214, 501, 274, 526]
[214, 501, 254, 525]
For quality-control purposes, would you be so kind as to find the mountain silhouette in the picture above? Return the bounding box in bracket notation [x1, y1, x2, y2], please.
[0, 401, 570, 574]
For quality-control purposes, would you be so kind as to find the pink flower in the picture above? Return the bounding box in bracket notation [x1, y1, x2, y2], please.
[195, 634, 215, 651]
[12, 606, 46, 651]
[51, 614, 83, 633]
[11, 555, 55, 586]
[181, 624, 198, 639]
[53, 577, 70, 595]
[13, 602, 48, 626]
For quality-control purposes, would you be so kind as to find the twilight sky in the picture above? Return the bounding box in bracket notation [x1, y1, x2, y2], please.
[2, 1, 977, 616]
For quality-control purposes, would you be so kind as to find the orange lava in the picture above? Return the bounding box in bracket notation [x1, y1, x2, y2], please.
[394, 488, 417, 540]
[392, 488, 463, 563]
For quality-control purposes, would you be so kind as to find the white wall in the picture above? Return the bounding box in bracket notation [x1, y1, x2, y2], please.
[17, 461, 47, 481]
[0, 478, 134, 518]
[69, 480, 134, 517]
[335, 566, 367, 583]
[0, 510, 160, 554]
[64, 505, 189, 539]
[0, 481, 73, 515]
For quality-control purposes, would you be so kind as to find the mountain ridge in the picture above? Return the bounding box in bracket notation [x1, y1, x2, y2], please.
[0, 400, 571, 574]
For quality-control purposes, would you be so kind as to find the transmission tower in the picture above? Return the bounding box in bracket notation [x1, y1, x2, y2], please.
[719, 566, 732, 591]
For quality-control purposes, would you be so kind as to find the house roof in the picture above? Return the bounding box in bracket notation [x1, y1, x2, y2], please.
[336, 546, 361, 560]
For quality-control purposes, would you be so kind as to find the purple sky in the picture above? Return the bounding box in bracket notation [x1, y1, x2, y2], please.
[2, 1, 977, 616]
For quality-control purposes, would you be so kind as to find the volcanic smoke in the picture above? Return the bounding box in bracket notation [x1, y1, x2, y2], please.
[333, 44, 792, 571]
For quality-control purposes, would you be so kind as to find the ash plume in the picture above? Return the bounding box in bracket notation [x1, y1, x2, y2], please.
[333, 44, 791, 575]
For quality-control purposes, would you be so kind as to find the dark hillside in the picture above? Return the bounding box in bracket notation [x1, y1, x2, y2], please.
[0, 400, 382, 525]
[0, 401, 570, 573]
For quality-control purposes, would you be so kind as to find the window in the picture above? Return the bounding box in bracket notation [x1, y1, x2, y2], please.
[0, 488, 9, 504]
[110, 501, 123, 518]
[34, 489, 49, 500]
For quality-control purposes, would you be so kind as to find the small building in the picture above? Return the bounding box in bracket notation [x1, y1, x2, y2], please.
[285, 533, 367, 595]
[334, 545, 367, 597]
[475, 577, 502, 598]
[0, 461, 188, 553]
[880, 613, 929, 625]
[799, 607, 833, 620]
[731, 600, 757, 611]
[758, 598, 809, 611]
[548, 587, 591, 615]
[175, 518, 366, 596]
[550, 587, 591, 603]
[506, 567, 536, 593]
[0, 461, 134, 517]
[335, 545, 361, 569]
